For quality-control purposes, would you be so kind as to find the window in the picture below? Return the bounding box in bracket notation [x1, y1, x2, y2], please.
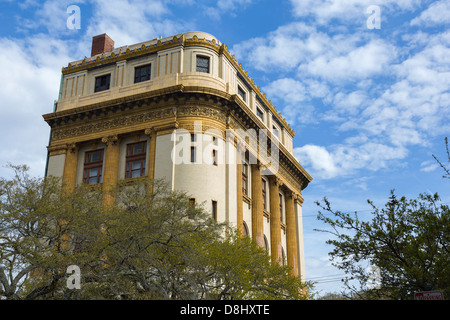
[212, 150, 218, 166]
[243, 221, 249, 237]
[83, 150, 103, 184]
[272, 125, 280, 139]
[190, 133, 196, 163]
[212, 136, 218, 166]
[262, 178, 267, 210]
[264, 235, 269, 253]
[94, 74, 111, 92]
[196, 55, 210, 73]
[256, 108, 264, 121]
[238, 86, 246, 102]
[279, 193, 284, 223]
[125, 141, 147, 179]
[242, 163, 248, 196]
[134, 64, 151, 83]
[242, 150, 249, 196]
[212, 200, 218, 221]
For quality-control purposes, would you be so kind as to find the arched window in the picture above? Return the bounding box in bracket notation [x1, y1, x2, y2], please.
[264, 235, 269, 254]
[243, 221, 249, 237]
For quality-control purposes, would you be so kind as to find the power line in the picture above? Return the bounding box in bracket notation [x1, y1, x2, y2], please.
[306, 274, 350, 284]
[306, 273, 343, 280]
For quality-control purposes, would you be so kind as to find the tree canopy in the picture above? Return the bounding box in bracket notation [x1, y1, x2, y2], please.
[315, 191, 450, 300]
[0, 164, 309, 300]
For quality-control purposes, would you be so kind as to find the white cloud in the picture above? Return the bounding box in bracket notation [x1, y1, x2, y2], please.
[16, 0, 86, 35]
[86, 0, 189, 46]
[0, 36, 74, 178]
[299, 39, 398, 82]
[232, 22, 322, 71]
[203, 0, 258, 20]
[295, 142, 408, 179]
[232, 12, 449, 181]
[411, 0, 450, 26]
[233, 22, 397, 83]
[289, 0, 422, 24]
[333, 90, 368, 115]
[262, 78, 331, 125]
[263, 78, 307, 104]
[295, 145, 339, 179]
[420, 160, 439, 172]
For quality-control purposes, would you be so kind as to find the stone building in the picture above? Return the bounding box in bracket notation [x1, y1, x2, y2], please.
[43, 32, 313, 279]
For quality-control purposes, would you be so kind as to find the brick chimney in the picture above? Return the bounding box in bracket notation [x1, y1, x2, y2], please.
[91, 33, 114, 57]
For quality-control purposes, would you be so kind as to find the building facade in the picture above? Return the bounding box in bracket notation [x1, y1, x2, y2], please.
[43, 32, 313, 279]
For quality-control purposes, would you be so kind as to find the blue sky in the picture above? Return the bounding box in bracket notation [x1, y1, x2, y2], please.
[0, 0, 449, 297]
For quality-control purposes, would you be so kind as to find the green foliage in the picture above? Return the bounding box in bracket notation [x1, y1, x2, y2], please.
[315, 191, 450, 300]
[0, 165, 308, 300]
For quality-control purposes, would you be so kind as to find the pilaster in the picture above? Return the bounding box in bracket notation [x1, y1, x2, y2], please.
[62, 143, 79, 192]
[285, 190, 299, 276]
[269, 176, 283, 265]
[251, 162, 264, 247]
[101, 135, 120, 206]
[145, 128, 157, 193]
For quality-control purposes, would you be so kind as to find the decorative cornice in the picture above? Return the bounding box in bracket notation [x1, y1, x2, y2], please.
[45, 87, 311, 190]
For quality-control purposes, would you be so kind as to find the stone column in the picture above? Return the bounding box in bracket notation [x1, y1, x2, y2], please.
[236, 162, 244, 237]
[60, 143, 79, 250]
[101, 135, 120, 206]
[145, 128, 157, 194]
[285, 191, 299, 276]
[251, 162, 264, 247]
[62, 143, 79, 192]
[269, 176, 282, 265]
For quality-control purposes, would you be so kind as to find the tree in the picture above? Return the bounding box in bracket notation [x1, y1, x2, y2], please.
[204, 229, 309, 300]
[73, 178, 310, 300]
[433, 137, 450, 179]
[0, 164, 106, 299]
[315, 191, 450, 300]
[0, 165, 309, 300]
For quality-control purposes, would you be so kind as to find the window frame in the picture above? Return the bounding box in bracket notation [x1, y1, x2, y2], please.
[190, 133, 197, 163]
[196, 55, 210, 73]
[264, 235, 270, 253]
[256, 107, 264, 122]
[262, 178, 267, 210]
[134, 63, 152, 83]
[242, 163, 248, 196]
[212, 136, 218, 166]
[272, 125, 280, 140]
[237, 85, 246, 102]
[125, 141, 147, 179]
[212, 200, 218, 221]
[243, 221, 249, 237]
[94, 74, 111, 92]
[242, 150, 249, 196]
[83, 149, 104, 185]
[279, 193, 284, 223]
